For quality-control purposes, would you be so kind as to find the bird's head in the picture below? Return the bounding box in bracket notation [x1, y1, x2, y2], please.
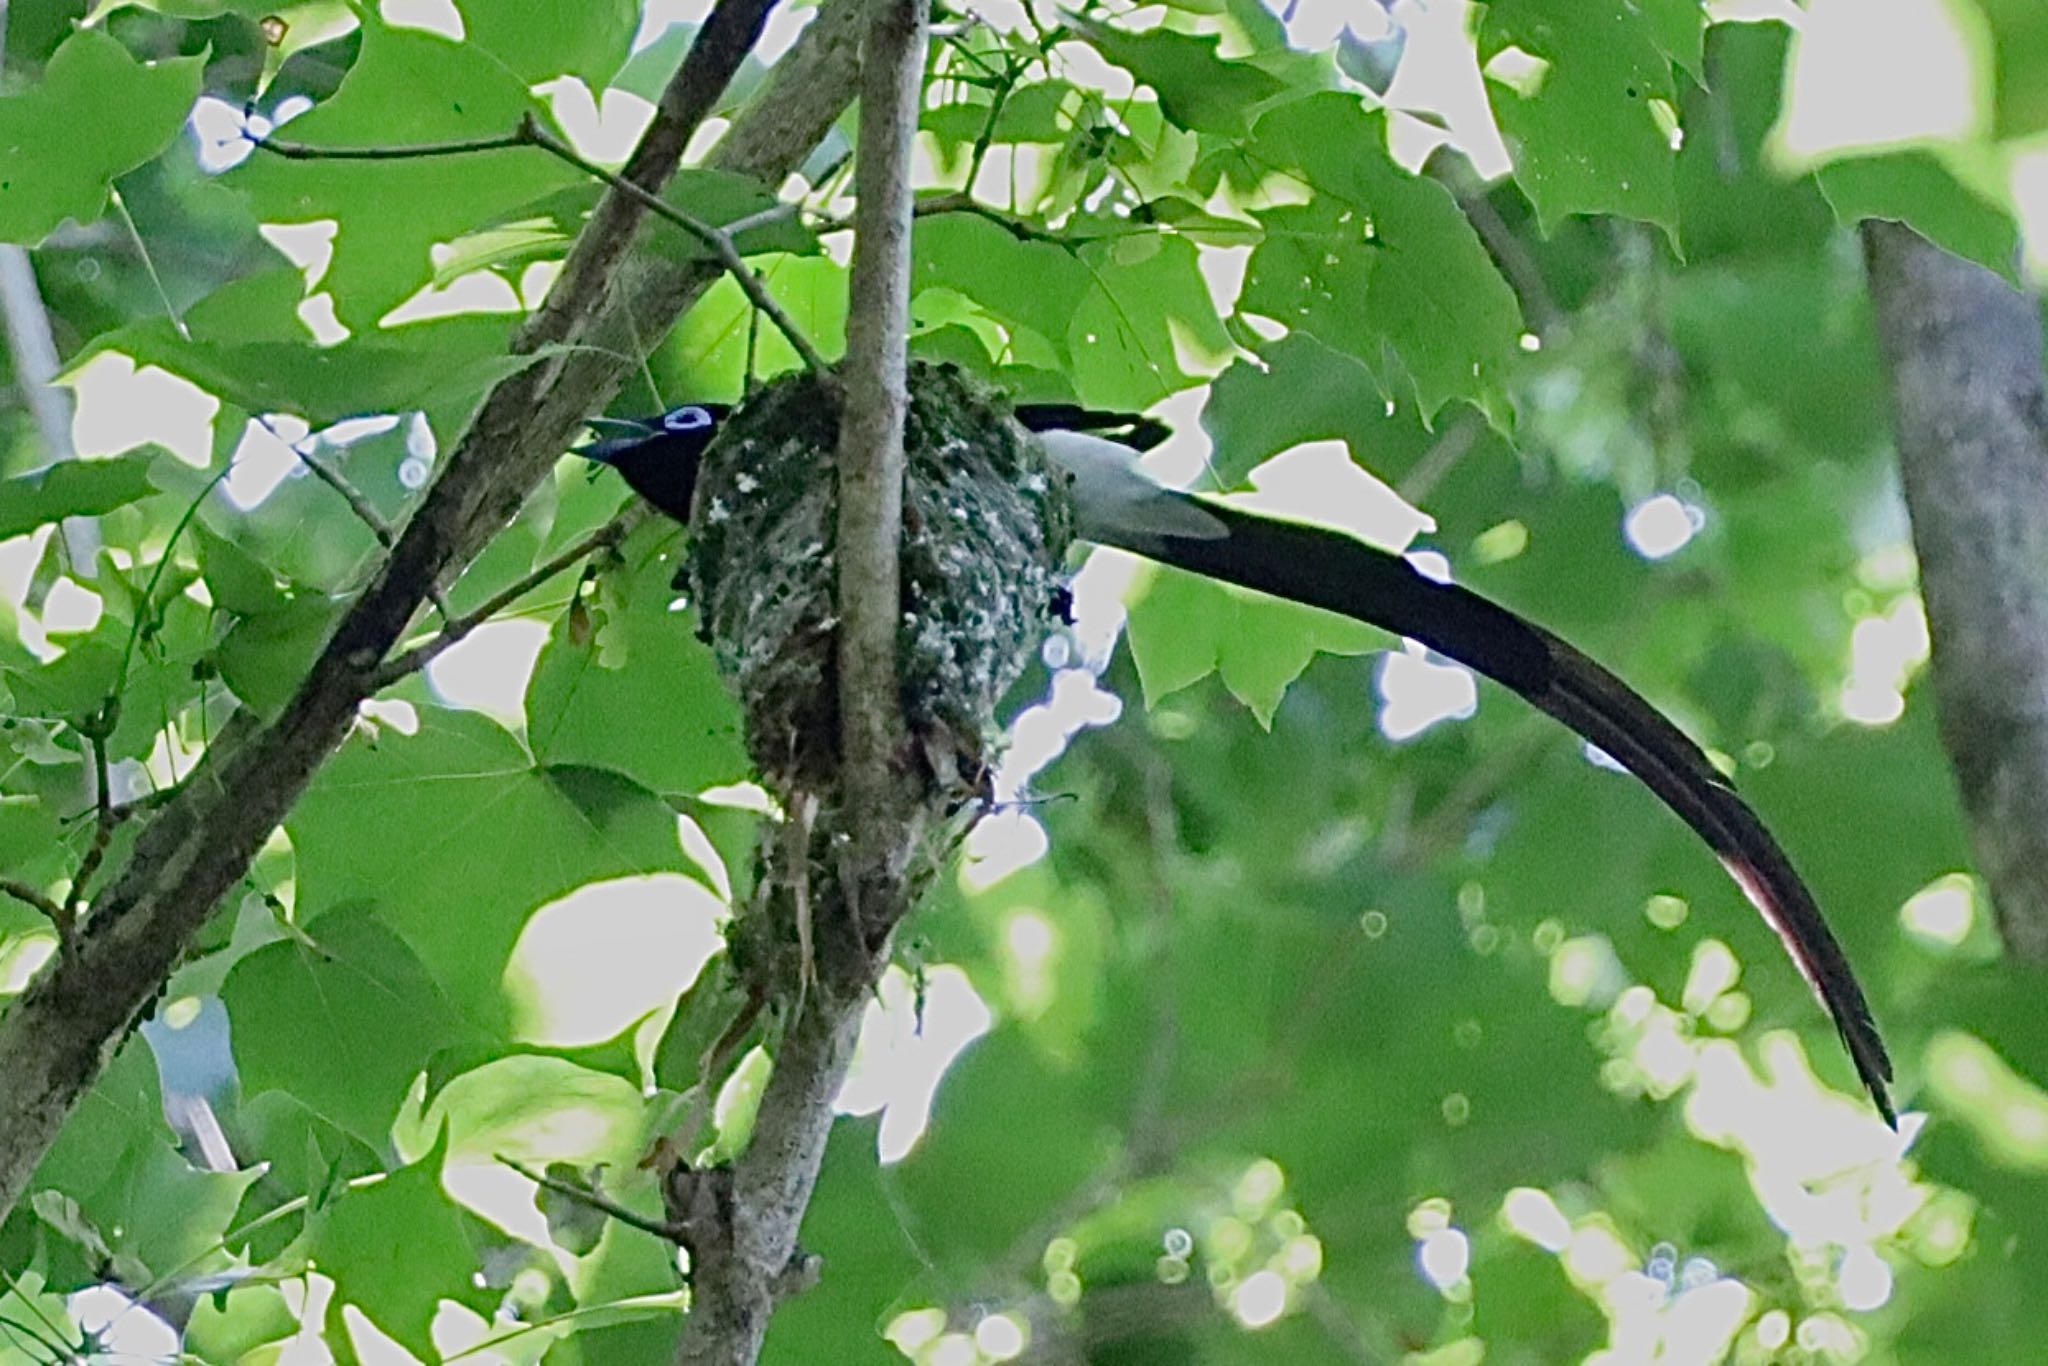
[575, 402, 731, 464]
[573, 402, 732, 523]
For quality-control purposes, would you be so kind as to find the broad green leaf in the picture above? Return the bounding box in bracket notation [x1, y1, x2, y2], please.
[230, 18, 581, 327]
[911, 212, 1092, 366]
[1203, 334, 1438, 486]
[287, 707, 693, 1029]
[184, 1284, 304, 1364]
[22, 1042, 258, 1290]
[0, 794, 65, 928]
[405, 1055, 645, 1169]
[310, 1138, 484, 1358]
[1481, 0, 1681, 237]
[1980, 0, 2048, 138]
[456, 0, 638, 87]
[0, 31, 202, 243]
[1672, 21, 1835, 265]
[1125, 561, 1379, 726]
[217, 594, 344, 720]
[760, 1117, 924, 1364]
[223, 907, 475, 1146]
[193, 519, 289, 617]
[1818, 151, 2021, 280]
[1244, 96, 1521, 425]
[1066, 230, 1232, 409]
[1063, 15, 1286, 137]
[0, 453, 159, 539]
[524, 537, 750, 799]
[1639, 0, 1706, 83]
[891, 1028, 1114, 1267]
[82, 305, 525, 428]
[662, 254, 850, 394]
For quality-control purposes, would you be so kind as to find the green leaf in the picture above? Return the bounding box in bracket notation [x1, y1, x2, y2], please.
[217, 594, 343, 720]
[0, 30, 202, 243]
[309, 1138, 483, 1358]
[1639, 0, 1706, 83]
[1204, 335, 1438, 486]
[22, 1041, 259, 1288]
[1981, 0, 2048, 138]
[912, 212, 1092, 364]
[1067, 230, 1232, 409]
[759, 1123, 923, 1363]
[1818, 151, 2021, 281]
[193, 520, 290, 618]
[455, 0, 638, 86]
[223, 907, 476, 1146]
[1672, 21, 1835, 265]
[286, 707, 694, 1029]
[409, 1055, 645, 1168]
[0, 795, 66, 927]
[1243, 96, 1522, 425]
[0, 453, 159, 539]
[524, 538, 750, 799]
[1481, 0, 1681, 237]
[663, 254, 850, 394]
[891, 1029, 1114, 1266]
[1063, 15, 1287, 137]
[81, 306, 526, 429]
[230, 18, 582, 327]
[1125, 562, 1379, 726]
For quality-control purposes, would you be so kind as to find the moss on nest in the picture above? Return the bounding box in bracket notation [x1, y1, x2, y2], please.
[687, 362, 1074, 798]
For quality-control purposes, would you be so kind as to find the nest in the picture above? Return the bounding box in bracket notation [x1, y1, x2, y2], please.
[687, 362, 1074, 800]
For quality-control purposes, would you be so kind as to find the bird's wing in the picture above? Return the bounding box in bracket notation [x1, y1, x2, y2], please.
[1043, 427, 1894, 1121]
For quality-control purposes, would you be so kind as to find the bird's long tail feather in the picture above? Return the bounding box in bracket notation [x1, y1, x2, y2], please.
[1110, 497, 1895, 1124]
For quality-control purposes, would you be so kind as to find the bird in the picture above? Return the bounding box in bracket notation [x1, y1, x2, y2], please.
[575, 399, 1896, 1124]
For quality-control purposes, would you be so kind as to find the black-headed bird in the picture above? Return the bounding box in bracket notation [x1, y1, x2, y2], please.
[576, 400, 1895, 1124]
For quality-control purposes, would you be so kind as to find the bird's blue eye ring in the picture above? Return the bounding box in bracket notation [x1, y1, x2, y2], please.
[663, 406, 713, 432]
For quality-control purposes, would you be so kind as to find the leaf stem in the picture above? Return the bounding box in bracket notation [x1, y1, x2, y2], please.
[371, 506, 647, 687]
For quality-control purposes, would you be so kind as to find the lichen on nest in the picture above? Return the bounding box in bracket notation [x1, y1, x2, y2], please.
[687, 361, 1075, 799]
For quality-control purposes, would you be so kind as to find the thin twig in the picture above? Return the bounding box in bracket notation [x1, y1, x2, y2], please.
[252, 414, 453, 622]
[0, 881, 63, 924]
[912, 191, 1063, 244]
[0, 242, 99, 578]
[495, 1155, 681, 1243]
[254, 115, 834, 377]
[371, 507, 646, 687]
[513, 115, 834, 379]
[254, 415, 398, 545]
[252, 130, 528, 161]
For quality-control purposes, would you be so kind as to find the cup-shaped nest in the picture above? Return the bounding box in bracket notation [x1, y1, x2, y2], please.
[688, 362, 1075, 798]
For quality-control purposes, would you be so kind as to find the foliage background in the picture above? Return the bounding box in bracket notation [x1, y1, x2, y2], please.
[1, 0, 2045, 1362]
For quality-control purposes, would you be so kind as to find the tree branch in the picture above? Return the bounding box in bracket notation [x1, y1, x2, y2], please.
[1863, 220, 2048, 961]
[0, 0, 866, 1226]
[834, 0, 927, 875]
[0, 247, 100, 577]
[371, 505, 649, 687]
[671, 0, 930, 1359]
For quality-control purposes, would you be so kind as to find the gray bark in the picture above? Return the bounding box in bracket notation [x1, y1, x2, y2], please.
[671, 0, 932, 1360]
[1863, 219, 2048, 960]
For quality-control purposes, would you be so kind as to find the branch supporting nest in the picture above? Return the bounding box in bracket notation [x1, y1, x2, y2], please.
[669, 0, 934, 1360]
